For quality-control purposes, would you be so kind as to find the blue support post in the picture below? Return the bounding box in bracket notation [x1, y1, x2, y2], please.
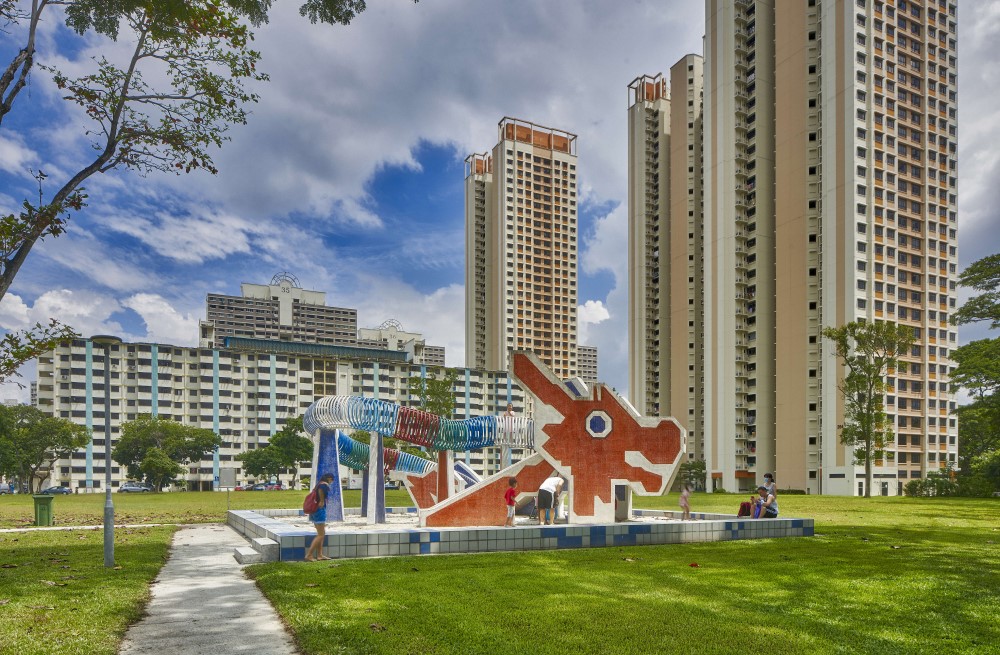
[316, 429, 345, 522]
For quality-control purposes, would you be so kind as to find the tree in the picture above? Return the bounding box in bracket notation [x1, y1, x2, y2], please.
[954, 398, 1000, 477]
[951, 253, 1000, 490]
[139, 446, 183, 490]
[113, 414, 221, 485]
[267, 416, 313, 486]
[950, 338, 1000, 401]
[0, 405, 89, 492]
[408, 368, 458, 419]
[952, 253, 1000, 329]
[970, 449, 1000, 493]
[677, 459, 706, 491]
[0, 0, 380, 382]
[823, 321, 914, 498]
[235, 445, 285, 481]
[0, 320, 77, 387]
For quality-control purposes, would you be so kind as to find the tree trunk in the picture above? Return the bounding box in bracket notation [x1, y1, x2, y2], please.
[865, 450, 872, 498]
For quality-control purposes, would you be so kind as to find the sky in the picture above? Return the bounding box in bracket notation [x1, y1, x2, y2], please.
[1, 0, 999, 403]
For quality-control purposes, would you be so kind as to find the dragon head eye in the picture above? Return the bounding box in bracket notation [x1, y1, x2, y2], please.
[586, 410, 612, 439]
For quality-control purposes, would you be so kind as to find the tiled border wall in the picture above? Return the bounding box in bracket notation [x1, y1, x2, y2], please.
[228, 507, 814, 562]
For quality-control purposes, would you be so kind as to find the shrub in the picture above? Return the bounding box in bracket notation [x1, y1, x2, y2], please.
[956, 475, 996, 498]
[904, 475, 959, 497]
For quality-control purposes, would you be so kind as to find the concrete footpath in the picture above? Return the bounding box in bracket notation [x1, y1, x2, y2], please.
[118, 524, 298, 655]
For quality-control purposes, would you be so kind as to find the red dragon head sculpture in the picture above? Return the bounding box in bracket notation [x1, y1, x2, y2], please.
[512, 351, 686, 523]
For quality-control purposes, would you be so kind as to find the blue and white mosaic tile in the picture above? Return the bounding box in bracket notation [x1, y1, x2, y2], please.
[229, 507, 814, 562]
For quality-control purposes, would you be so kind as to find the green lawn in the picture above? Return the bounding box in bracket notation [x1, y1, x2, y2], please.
[0, 489, 414, 528]
[0, 526, 175, 655]
[249, 494, 1000, 655]
[3, 492, 998, 654]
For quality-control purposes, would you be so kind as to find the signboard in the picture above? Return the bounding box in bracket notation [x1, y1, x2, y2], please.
[219, 468, 237, 489]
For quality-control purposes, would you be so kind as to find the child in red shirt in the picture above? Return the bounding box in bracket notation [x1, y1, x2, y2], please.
[504, 477, 518, 527]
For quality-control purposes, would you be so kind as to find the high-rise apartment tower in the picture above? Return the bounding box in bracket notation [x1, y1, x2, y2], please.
[465, 118, 580, 380]
[631, 0, 959, 495]
[628, 57, 706, 465]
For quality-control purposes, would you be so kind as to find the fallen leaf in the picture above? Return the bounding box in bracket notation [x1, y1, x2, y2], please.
[113, 566, 122, 570]
[689, 563, 700, 568]
[890, 545, 901, 550]
[623, 557, 637, 562]
[369, 623, 386, 632]
[410, 567, 419, 572]
[0, 599, 10, 605]
[304, 583, 318, 588]
[0, 564, 16, 569]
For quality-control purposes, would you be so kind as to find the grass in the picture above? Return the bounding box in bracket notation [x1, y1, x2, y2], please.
[0, 488, 407, 653]
[248, 494, 1000, 655]
[0, 526, 175, 655]
[0, 489, 415, 528]
[3, 492, 998, 653]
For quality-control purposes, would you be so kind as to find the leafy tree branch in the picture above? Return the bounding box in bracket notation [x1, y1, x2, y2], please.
[823, 321, 914, 498]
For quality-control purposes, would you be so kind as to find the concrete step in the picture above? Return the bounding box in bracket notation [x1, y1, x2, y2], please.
[234, 546, 263, 564]
[251, 537, 279, 562]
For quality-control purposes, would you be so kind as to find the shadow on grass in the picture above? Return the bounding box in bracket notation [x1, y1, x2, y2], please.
[250, 526, 1000, 655]
[0, 527, 174, 655]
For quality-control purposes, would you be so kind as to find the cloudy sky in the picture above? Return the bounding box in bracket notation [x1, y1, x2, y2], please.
[1, 0, 999, 402]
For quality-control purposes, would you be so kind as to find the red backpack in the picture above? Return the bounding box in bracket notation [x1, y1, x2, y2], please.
[303, 486, 322, 514]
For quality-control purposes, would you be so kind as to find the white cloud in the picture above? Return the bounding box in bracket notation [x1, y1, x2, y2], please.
[99, 209, 260, 264]
[34, 227, 160, 292]
[581, 204, 628, 280]
[578, 299, 610, 325]
[578, 299, 610, 346]
[0, 0, 997, 401]
[581, 282, 630, 398]
[122, 293, 201, 346]
[0, 131, 38, 177]
[0, 294, 31, 329]
[344, 276, 466, 367]
[0, 289, 123, 336]
[146, 1, 705, 229]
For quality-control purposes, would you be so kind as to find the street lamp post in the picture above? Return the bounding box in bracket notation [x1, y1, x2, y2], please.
[92, 335, 122, 568]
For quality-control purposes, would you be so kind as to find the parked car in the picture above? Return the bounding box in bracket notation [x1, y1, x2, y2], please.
[119, 481, 150, 493]
[249, 481, 280, 491]
[40, 486, 72, 495]
[0, 483, 13, 495]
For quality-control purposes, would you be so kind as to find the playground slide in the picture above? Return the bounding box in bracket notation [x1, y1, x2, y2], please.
[304, 396, 530, 508]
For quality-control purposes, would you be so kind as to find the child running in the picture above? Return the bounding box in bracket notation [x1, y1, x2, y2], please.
[679, 483, 692, 520]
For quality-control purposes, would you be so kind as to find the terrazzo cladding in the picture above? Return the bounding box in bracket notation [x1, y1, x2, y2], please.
[229, 507, 814, 562]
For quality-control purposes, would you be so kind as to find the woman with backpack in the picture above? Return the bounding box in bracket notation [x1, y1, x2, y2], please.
[304, 473, 335, 561]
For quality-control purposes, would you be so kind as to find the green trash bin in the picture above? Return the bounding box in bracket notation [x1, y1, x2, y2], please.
[33, 494, 54, 527]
